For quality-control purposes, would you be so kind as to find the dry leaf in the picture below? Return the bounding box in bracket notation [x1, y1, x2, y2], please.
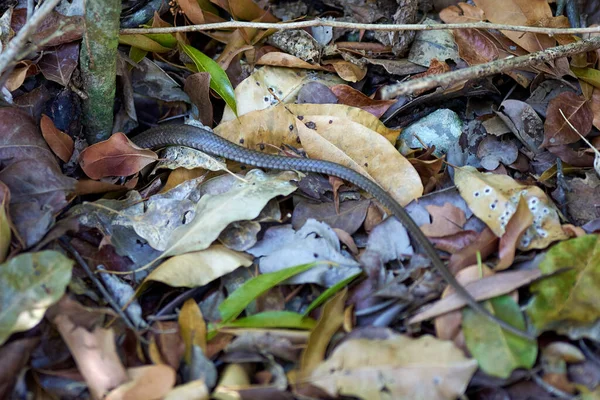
[410, 269, 543, 324]
[216, 103, 400, 152]
[297, 115, 423, 206]
[105, 365, 176, 400]
[330, 84, 395, 118]
[420, 203, 466, 238]
[454, 166, 568, 250]
[40, 114, 74, 162]
[439, 3, 485, 23]
[79, 132, 158, 179]
[496, 196, 534, 270]
[310, 333, 477, 400]
[472, 0, 554, 53]
[542, 92, 593, 148]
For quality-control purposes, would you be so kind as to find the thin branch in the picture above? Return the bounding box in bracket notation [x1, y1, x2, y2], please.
[121, 19, 600, 35]
[0, 0, 62, 76]
[381, 35, 600, 99]
[58, 237, 140, 335]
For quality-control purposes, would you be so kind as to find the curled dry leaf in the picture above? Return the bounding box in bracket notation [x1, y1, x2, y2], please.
[330, 84, 395, 118]
[79, 132, 158, 179]
[40, 114, 74, 162]
[542, 92, 593, 148]
[454, 28, 499, 65]
[323, 59, 367, 82]
[454, 166, 567, 250]
[496, 196, 533, 270]
[297, 115, 423, 206]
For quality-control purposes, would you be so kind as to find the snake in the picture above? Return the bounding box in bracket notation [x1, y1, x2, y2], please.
[132, 124, 533, 340]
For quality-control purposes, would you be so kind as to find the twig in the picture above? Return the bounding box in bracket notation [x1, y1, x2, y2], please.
[0, 0, 62, 76]
[59, 237, 140, 334]
[121, 19, 600, 35]
[381, 36, 600, 99]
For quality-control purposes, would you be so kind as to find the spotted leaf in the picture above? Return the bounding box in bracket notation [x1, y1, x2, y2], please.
[454, 166, 568, 250]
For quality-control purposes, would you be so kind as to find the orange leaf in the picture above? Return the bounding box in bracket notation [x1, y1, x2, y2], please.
[40, 114, 74, 162]
[79, 132, 158, 179]
[454, 29, 499, 65]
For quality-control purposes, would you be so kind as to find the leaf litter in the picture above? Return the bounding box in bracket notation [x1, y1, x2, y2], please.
[4, 0, 600, 399]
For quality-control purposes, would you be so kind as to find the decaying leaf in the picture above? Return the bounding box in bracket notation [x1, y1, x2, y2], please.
[309, 332, 477, 400]
[454, 166, 567, 249]
[0, 251, 73, 345]
[526, 234, 600, 336]
[159, 170, 298, 258]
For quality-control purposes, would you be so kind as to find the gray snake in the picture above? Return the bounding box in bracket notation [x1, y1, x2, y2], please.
[132, 124, 532, 339]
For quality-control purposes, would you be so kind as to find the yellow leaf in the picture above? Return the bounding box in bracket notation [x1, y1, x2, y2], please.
[215, 103, 399, 152]
[179, 299, 207, 363]
[297, 116, 423, 206]
[310, 334, 477, 400]
[454, 166, 567, 250]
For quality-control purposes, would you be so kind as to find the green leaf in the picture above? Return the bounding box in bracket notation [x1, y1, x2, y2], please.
[179, 43, 237, 115]
[219, 261, 320, 322]
[572, 67, 600, 89]
[526, 234, 600, 333]
[463, 296, 537, 378]
[303, 271, 361, 316]
[220, 311, 316, 330]
[129, 47, 148, 64]
[0, 251, 74, 345]
[145, 33, 177, 49]
[119, 34, 171, 53]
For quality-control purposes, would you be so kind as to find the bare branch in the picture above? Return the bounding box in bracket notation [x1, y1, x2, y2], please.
[381, 36, 600, 99]
[0, 0, 62, 76]
[120, 19, 600, 35]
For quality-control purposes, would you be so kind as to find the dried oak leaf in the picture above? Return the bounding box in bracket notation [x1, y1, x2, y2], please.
[542, 92, 593, 148]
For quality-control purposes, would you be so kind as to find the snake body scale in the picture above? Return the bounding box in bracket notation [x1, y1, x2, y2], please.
[133, 124, 532, 340]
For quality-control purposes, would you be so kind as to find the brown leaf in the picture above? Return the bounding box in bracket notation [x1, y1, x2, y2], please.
[439, 2, 485, 23]
[105, 365, 176, 400]
[38, 42, 80, 86]
[409, 269, 543, 324]
[256, 51, 330, 71]
[543, 92, 593, 147]
[454, 28, 499, 65]
[152, 321, 185, 371]
[0, 108, 75, 247]
[79, 132, 158, 179]
[420, 203, 466, 238]
[496, 196, 534, 270]
[292, 199, 370, 235]
[40, 114, 74, 162]
[323, 59, 367, 82]
[590, 87, 600, 131]
[50, 300, 128, 399]
[11, 9, 83, 47]
[448, 227, 498, 274]
[330, 84, 395, 118]
[5, 60, 36, 91]
[184, 72, 213, 126]
[178, 0, 206, 24]
[0, 337, 39, 398]
[472, 0, 555, 53]
[430, 230, 478, 254]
